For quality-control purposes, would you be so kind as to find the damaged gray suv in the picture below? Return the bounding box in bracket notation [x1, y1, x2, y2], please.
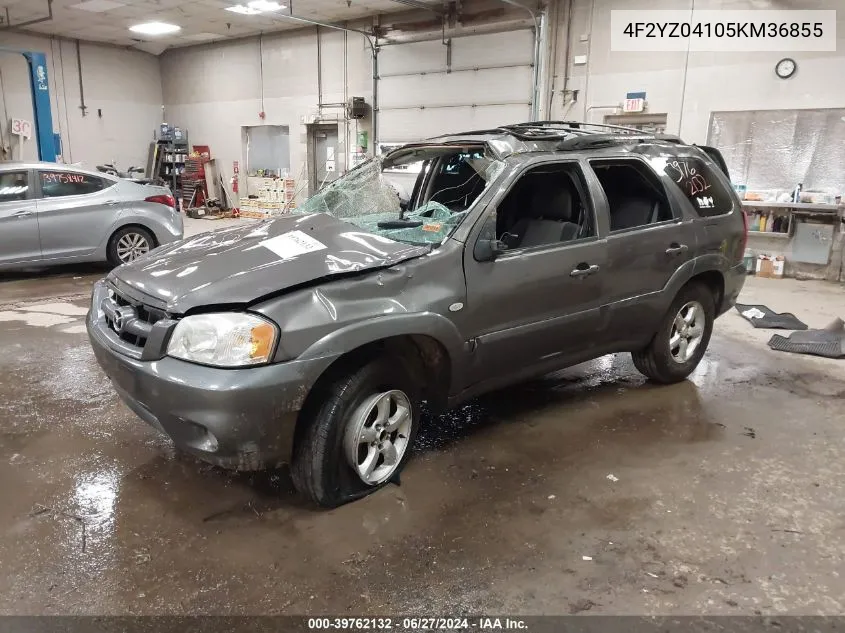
[88, 122, 747, 507]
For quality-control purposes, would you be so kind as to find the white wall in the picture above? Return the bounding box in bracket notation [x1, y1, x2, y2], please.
[160, 27, 374, 193]
[0, 32, 162, 169]
[550, 0, 845, 144]
[5, 0, 839, 184]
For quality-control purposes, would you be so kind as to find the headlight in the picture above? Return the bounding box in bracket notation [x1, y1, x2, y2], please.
[166, 313, 278, 367]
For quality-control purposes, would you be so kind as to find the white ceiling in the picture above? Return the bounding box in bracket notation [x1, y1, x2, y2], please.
[2, 0, 437, 54]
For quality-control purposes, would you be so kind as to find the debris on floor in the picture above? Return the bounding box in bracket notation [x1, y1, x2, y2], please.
[735, 303, 808, 330]
[768, 318, 845, 359]
[606, 474, 619, 482]
[568, 598, 598, 614]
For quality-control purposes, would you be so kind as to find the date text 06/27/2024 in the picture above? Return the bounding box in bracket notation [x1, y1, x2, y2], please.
[307, 617, 528, 630]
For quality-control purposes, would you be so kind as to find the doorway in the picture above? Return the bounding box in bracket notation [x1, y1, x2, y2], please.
[307, 124, 340, 195]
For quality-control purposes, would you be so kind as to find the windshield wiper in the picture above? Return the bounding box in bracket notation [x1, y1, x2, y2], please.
[377, 218, 423, 229]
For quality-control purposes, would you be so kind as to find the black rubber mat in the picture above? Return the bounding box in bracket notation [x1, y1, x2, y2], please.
[768, 318, 845, 359]
[735, 303, 808, 330]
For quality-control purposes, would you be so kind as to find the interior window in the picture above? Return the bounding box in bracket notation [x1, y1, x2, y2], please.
[0, 171, 29, 203]
[495, 163, 595, 250]
[591, 160, 674, 231]
[40, 171, 109, 198]
[423, 152, 489, 212]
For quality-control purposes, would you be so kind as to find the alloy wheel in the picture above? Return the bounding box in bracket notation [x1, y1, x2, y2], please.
[116, 232, 151, 263]
[344, 389, 413, 485]
[670, 300, 705, 363]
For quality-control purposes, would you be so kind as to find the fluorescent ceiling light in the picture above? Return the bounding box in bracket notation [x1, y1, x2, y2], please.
[249, 0, 285, 10]
[70, 0, 125, 12]
[226, 5, 262, 14]
[226, 1, 285, 14]
[129, 22, 181, 35]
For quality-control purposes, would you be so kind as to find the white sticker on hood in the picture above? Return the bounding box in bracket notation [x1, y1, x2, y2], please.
[259, 230, 327, 259]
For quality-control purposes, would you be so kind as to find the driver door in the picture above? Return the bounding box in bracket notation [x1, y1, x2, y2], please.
[457, 160, 608, 388]
[0, 169, 42, 266]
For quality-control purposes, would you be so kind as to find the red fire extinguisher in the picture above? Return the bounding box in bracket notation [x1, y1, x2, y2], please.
[231, 161, 240, 217]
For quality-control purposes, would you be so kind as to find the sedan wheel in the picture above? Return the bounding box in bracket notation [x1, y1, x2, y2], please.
[116, 232, 151, 263]
[344, 389, 413, 486]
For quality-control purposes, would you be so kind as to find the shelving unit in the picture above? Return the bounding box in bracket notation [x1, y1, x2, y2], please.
[741, 200, 844, 278]
[747, 230, 790, 239]
[150, 131, 189, 196]
[742, 200, 839, 211]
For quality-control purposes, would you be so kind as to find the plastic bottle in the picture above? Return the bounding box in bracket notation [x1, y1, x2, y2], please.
[759, 213, 768, 232]
[767, 213, 776, 232]
[793, 183, 803, 203]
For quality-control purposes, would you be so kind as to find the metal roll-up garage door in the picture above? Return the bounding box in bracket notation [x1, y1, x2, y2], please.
[378, 29, 534, 143]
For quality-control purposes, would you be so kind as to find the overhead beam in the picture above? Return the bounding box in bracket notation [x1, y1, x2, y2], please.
[0, 0, 53, 30]
[388, 0, 445, 15]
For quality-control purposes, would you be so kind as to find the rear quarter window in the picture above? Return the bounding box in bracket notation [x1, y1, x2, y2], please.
[663, 157, 734, 217]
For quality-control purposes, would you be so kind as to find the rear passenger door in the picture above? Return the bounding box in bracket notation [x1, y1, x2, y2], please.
[36, 170, 120, 260]
[587, 156, 697, 347]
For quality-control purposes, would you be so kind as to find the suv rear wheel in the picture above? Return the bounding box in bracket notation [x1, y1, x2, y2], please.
[632, 282, 715, 384]
[291, 356, 420, 507]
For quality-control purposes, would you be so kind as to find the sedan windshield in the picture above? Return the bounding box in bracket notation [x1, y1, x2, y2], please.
[295, 149, 504, 247]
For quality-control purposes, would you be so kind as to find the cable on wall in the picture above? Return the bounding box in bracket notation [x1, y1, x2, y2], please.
[59, 39, 73, 162]
[582, 0, 597, 121]
[0, 66, 9, 155]
[677, 0, 695, 136]
[49, 37, 64, 152]
[258, 32, 266, 117]
[76, 39, 87, 117]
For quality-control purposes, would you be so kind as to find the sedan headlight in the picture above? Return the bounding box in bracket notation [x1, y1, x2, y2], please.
[166, 313, 278, 367]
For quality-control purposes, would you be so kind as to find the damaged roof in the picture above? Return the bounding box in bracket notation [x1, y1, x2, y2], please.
[416, 121, 685, 160]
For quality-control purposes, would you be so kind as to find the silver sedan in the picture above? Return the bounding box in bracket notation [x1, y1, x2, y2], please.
[0, 162, 183, 269]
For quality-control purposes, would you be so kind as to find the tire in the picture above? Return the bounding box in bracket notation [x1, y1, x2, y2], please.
[107, 226, 155, 266]
[631, 282, 715, 384]
[290, 356, 421, 508]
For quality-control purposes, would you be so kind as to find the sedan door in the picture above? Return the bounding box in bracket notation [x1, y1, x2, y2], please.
[0, 169, 42, 266]
[35, 169, 120, 260]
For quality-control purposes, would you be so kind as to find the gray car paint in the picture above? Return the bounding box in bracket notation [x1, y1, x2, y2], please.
[89, 136, 746, 470]
[112, 212, 430, 313]
[0, 162, 183, 269]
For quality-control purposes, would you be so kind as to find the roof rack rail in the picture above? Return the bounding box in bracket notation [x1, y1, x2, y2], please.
[426, 128, 509, 140]
[557, 132, 683, 151]
[507, 120, 647, 134]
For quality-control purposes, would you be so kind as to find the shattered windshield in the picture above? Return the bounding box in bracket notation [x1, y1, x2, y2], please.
[295, 149, 504, 247]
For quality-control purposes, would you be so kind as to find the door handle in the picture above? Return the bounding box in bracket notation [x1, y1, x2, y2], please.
[105, 200, 120, 206]
[12, 210, 33, 218]
[570, 264, 600, 278]
[665, 243, 689, 256]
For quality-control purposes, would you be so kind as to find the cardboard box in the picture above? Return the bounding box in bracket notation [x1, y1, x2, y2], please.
[756, 255, 785, 278]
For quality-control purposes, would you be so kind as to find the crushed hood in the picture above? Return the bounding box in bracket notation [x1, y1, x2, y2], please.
[109, 213, 429, 313]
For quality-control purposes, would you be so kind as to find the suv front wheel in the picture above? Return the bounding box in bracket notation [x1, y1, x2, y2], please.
[291, 356, 420, 507]
[632, 282, 715, 384]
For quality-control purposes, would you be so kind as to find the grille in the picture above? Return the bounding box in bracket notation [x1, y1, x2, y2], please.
[104, 288, 168, 349]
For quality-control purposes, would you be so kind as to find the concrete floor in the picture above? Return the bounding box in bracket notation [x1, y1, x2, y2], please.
[1, 219, 844, 615]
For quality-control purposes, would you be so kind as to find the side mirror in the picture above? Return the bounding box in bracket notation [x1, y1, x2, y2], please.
[474, 211, 506, 261]
[474, 238, 509, 262]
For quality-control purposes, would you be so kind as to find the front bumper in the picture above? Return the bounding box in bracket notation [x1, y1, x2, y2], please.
[87, 290, 335, 470]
